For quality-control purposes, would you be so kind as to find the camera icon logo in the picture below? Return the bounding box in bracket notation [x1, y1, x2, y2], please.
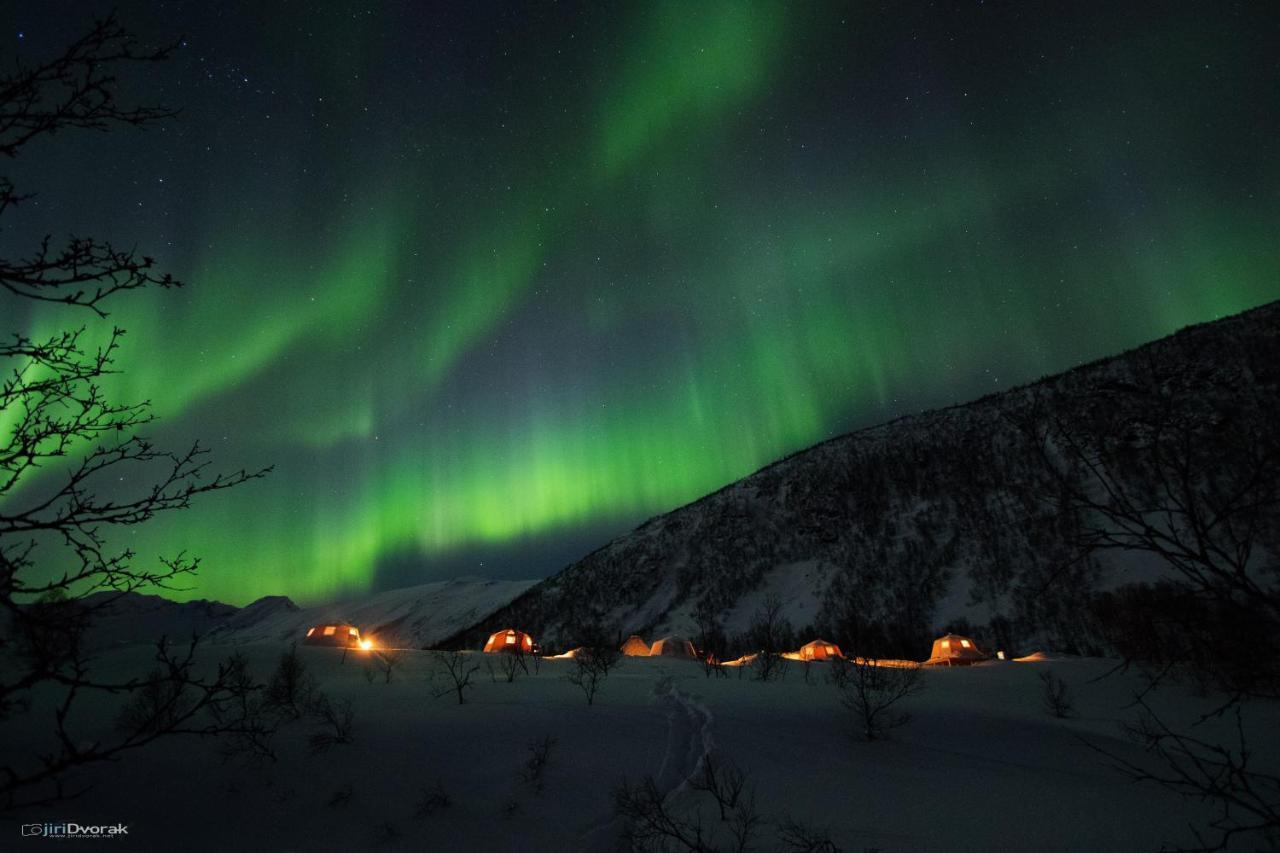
[21, 824, 43, 836]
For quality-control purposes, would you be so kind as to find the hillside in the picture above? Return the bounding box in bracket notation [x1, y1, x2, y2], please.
[446, 301, 1280, 655]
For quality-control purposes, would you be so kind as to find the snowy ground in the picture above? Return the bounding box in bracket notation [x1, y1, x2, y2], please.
[9, 646, 1277, 852]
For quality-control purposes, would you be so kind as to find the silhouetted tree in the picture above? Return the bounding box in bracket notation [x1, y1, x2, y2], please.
[519, 734, 557, 795]
[1037, 669, 1073, 719]
[563, 621, 621, 705]
[432, 650, 479, 705]
[306, 695, 356, 755]
[1018, 358, 1280, 693]
[831, 657, 923, 741]
[0, 15, 270, 811]
[1019, 351, 1280, 849]
[366, 649, 405, 685]
[693, 598, 729, 678]
[264, 644, 318, 717]
[743, 594, 792, 682]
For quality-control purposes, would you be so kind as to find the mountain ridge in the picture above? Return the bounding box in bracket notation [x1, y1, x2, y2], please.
[443, 299, 1280, 655]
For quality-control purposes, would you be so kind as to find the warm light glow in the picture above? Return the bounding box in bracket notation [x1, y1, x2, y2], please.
[997, 650, 1006, 660]
[960, 639, 971, 648]
[359, 638, 373, 650]
[306, 627, 315, 637]
[323, 626, 336, 636]
[941, 639, 950, 649]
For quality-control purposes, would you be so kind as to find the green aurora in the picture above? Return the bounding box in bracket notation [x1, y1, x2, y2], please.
[3, 2, 1277, 603]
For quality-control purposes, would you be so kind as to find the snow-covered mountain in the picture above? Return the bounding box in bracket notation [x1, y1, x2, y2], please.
[446, 300, 1280, 655]
[80, 578, 537, 650]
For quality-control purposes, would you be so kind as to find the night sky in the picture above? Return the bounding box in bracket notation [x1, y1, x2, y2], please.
[5, 2, 1278, 605]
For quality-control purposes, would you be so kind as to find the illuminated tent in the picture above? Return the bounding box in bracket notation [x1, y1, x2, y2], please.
[795, 639, 843, 661]
[303, 624, 362, 647]
[483, 628, 535, 654]
[620, 635, 651, 656]
[649, 636, 697, 658]
[924, 633, 987, 666]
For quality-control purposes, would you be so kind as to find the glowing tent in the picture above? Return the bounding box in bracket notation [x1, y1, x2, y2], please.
[303, 624, 362, 647]
[924, 633, 987, 666]
[483, 628, 535, 654]
[794, 639, 843, 661]
[620, 635, 651, 656]
[649, 636, 697, 658]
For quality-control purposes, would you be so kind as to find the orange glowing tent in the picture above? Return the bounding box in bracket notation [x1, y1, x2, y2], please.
[483, 628, 535, 654]
[795, 639, 843, 661]
[620, 635, 651, 656]
[924, 633, 987, 666]
[303, 624, 362, 647]
[649, 636, 697, 658]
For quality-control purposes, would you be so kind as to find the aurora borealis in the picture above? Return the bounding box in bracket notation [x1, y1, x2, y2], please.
[4, 2, 1277, 605]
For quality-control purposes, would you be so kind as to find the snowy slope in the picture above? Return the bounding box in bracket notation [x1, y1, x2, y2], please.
[13, 642, 1276, 852]
[448, 300, 1280, 655]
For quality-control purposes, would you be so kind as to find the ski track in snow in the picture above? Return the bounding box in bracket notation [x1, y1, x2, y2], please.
[579, 681, 715, 851]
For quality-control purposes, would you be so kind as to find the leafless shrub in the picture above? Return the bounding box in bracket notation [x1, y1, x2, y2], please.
[749, 651, 789, 683]
[566, 626, 622, 706]
[263, 644, 317, 719]
[690, 753, 748, 822]
[1038, 669, 1074, 718]
[726, 795, 763, 853]
[499, 647, 529, 682]
[307, 696, 355, 755]
[367, 649, 404, 685]
[619, 761, 853, 852]
[745, 594, 794, 682]
[520, 734, 557, 794]
[694, 600, 730, 679]
[567, 651, 614, 705]
[87, 641, 279, 788]
[615, 776, 718, 853]
[433, 650, 479, 705]
[1087, 698, 1280, 852]
[837, 659, 923, 741]
[209, 652, 278, 765]
[776, 815, 843, 852]
[615, 772, 763, 853]
[116, 665, 188, 735]
[415, 780, 451, 817]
